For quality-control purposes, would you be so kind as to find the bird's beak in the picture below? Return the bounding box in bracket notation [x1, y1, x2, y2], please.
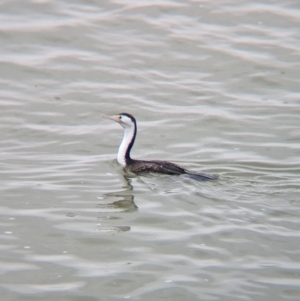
[101, 114, 121, 123]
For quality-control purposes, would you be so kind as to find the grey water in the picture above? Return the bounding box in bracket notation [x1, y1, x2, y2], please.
[1, 0, 300, 300]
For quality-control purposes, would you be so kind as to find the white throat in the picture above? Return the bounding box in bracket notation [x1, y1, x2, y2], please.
[117, 125, 134, 166]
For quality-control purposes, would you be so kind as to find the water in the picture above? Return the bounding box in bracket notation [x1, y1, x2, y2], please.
[1, 0, 300, 300]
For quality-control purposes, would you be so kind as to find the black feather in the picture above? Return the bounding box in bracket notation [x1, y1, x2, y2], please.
[127, 159, 218, 181]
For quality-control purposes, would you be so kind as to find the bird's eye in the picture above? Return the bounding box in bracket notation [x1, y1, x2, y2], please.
[119, 115, 122, 119]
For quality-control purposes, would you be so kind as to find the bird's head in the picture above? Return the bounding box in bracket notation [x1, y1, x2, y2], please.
[102, 113, 136, 129]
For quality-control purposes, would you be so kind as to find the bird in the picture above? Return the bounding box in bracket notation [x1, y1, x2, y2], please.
[102, 113, 218, 181]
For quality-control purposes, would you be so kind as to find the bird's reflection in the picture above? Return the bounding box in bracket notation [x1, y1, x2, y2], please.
[99, 174, 138, 213]
[95, 175, 137, 232]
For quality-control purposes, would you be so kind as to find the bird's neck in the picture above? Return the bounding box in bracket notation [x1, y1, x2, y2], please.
[117, 125, 136, 166]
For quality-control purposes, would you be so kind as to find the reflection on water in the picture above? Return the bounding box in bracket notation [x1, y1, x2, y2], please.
[99, 174, 138, 213]
[0, 0, 300, 300]
[98, 175, 138, 224]
[97, 195, 137, 213]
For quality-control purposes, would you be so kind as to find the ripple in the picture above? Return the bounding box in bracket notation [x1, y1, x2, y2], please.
[0, 0, 300, 300]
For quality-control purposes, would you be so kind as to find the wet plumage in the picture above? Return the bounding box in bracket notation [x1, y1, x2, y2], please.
[102, 113, 218, 181]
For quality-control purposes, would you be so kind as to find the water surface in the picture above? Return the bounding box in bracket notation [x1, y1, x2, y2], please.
[0, 0, 300, 300]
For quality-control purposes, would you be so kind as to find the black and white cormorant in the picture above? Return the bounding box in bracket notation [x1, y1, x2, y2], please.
[102, 113, 218, 181]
